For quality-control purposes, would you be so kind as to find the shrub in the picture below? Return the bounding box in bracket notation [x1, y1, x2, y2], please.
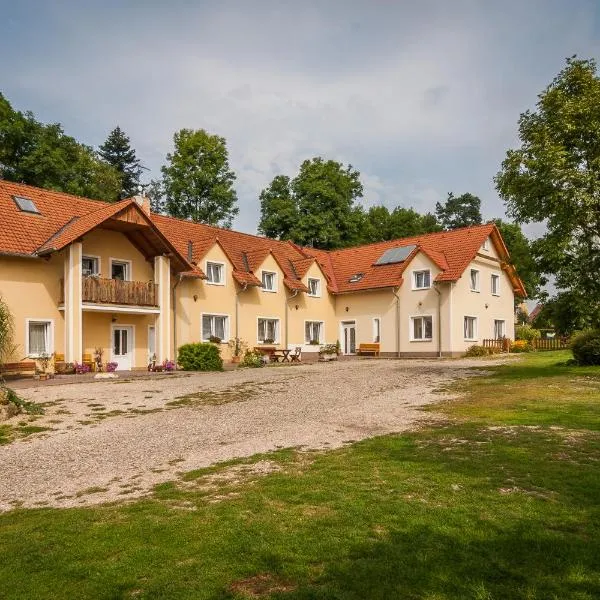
[74, 362, 91, 374]
[515, 324, 541, 342]
[105, 362, 118, 372]
[177, 343, 223, 371]
[239, 350, 264, 368]
[570, 329, 600, 366]
[163, 359, 176, 372]
[319, 344, 339, 355]
[511, 339, 531, 353]
[464, 345, 490, 357]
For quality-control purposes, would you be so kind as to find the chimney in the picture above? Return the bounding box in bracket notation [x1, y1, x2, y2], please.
[133, 195, 151, 215]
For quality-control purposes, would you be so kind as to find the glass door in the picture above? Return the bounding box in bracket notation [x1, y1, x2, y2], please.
[341, 321, 356, 355]
[112, 326, 133, 370]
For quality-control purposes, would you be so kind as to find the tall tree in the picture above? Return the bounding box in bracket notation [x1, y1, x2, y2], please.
[495, 56, 600, 324]
[435, 192, 483, 230]
[258, 175, 297, 239]
[160, 129, 238, 227]
[0, 93, 120, 201]
[98, 126, 144, 199]
[258, 158, 364, 249]
[493, 219, 541, 301]
[362, 206, 442, 243]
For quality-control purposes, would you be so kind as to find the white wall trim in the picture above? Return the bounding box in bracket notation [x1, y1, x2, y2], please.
[256, 315, 281, 344]
[200, 312, 231, 342]
[24, 318, 55, 357]
[205, 260, 226, 286]
[110, 324, 136, 371]
[411, 268, 432, 290]
[463, 315, 479, 341]
[372, 316, 381, 343]
[81, 253, 101, 276]
[408, 314, 434, 342]
[491, 271, 501, 296]
[109, 257, 133, 281]
[307, 277, 322, 297]
[303, 319, 325, 344]
[260, 269, 278, 293]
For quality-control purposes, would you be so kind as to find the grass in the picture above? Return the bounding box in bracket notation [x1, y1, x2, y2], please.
[1, 351, 599, 599]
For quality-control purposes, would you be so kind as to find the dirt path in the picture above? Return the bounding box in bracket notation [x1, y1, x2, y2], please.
[0, 358, 507, 511]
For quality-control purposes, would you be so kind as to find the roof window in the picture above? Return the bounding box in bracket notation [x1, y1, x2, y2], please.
[13, 195, 40, 214]
[374, 244, 416, 265]
[348, 273, 364, 283]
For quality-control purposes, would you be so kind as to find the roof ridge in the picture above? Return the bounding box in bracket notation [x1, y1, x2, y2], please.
[0, 179, 114, 208]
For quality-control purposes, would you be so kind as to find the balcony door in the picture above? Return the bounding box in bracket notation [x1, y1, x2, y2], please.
[112, 325, 134, 370]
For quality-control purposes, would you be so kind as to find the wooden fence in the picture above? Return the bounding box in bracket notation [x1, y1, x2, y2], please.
[60, 277, 158, 307]
[482, 337, 570, 352]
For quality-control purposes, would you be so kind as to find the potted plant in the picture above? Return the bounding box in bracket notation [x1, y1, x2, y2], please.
[263, 338, 275, 345]
[318, 344, 338, 362]
[106, 362, 118, 372]
[209, 335, 222, 344]
[163, 359, 176, 372]
[309, 339, 320, 346]
[228, 337, 248, 364]
[36, 352, 53, 380]
[93, 347, 104, 373]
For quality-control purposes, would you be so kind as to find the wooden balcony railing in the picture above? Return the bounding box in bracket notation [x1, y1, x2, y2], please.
[60, 277, 159, 307]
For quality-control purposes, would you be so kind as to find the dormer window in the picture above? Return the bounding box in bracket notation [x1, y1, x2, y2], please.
[308, 278, 321, 297]
[348, 273, 364, 283]
[413, 270, 431, 290]
[13, 195, 40, 214]
[206, 261, 225, 285]
[261, 271, 277, 292]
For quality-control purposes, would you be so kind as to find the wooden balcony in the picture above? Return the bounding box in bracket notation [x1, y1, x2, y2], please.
[60, 277, 159, 307]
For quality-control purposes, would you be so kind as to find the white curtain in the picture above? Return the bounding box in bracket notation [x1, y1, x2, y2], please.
[29, 322, 48, 355]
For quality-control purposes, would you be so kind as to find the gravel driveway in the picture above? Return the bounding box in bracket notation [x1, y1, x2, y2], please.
[0, 358, 506, 511]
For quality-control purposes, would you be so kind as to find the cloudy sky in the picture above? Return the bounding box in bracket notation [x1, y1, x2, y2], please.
[2, 0, 599, 234]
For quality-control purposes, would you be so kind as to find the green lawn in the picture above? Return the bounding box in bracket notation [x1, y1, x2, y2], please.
[1, 351, 599, 599]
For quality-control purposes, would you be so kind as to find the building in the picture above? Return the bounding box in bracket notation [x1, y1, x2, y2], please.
[0, 181, 526, 369]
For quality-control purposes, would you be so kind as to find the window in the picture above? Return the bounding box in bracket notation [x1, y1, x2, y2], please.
[27, 320, 53, 356]
[13, 195, 40, 214]
[413, 270, 431, 289]
[261, 271, 277, 292]
[305, 321, 324, 344]
[82, 256, 99, 277]
[202, 314, 228, 342]
[258, 318, 279, 343]
[464, 316, 477, 340]
[482, 238, 490, 251]
[206, 262, 224, 285]
[308, 278, 321, 297]
[348, 273, 364, 283]
[373, 318, 381, 343]
[148, 326, 156, 359]
[491, 274, 500, 296]
[411, 316, 433, 341]
[470, 269, 480, 292]
[111, 260, 130, 281]
[494, 320, 506, 339]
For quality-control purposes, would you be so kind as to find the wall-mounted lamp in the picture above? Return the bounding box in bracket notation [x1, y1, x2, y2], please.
[295, 304, 299, 311]
[345, 306, 349, 312]
[111, 316, 117, 323]
[193, 294, 198, 302]
[485, 303, 489, 309]
[418, 301, 423, 307]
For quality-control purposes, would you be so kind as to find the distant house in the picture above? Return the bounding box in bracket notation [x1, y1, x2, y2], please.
[0, 181, 526, 369]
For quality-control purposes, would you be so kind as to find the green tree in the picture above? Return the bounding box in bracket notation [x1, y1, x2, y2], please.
[495, 57, 600, 325]
[98, 126, 144, 199]
[435, 192, 483, 230]
[160, 129, 238, 227]
[362, 206, 441, 243]
[0, 93, 120, 201]
[534, 291, 600, 335]
[0, 295, 15, 366]
[258, 175, 297, 239]
[258, 158, 364, 249]
[493, 219, 541, 300]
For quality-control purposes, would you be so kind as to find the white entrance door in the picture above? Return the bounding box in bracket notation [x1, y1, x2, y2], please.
[112, 326, 134, 370]
[341, 321, 356, 355]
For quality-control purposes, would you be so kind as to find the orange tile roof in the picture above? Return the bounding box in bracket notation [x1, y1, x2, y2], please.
[0, 181, 526, 296]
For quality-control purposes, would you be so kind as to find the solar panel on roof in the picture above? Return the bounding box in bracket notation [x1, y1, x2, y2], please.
[374, 244, 416, 266]
[12, 195, 40, 214]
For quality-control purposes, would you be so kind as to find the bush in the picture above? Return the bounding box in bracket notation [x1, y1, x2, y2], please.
[177, 343, 223, 371]
[515, 324, 541, 342]
[239, 350, 264, 368]
[464, 345, 491, 357]
[570, 329, 600, 366]
[511, 340, 531, 353]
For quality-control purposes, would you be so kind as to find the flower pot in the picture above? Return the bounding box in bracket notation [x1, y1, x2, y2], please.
[231, 356, 241, 364]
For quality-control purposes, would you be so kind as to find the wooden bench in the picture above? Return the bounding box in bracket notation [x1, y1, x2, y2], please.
[0, 361, 37, 378]
[357, 343, 380, 357]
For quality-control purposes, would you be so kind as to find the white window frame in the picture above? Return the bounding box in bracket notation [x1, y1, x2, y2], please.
[261, 270, 278, 293]
[109, 257, 132, 282]
[201, 313, 230, 342]
[372, 317, 381, 343]
[409, 315, 433, 342]
[491, 272, 501, 296]
[205, 261, 225, 286]
[307, 277, 321, 297]
[304, 320, 324, 344]
[25, 318, 54, 358]
[493, 319, 506, 339]
[482, 238, 490, 251]
[257, 317, 280, 344]
[412, 269, 431, 290]
[469, 269, 480, 292]
[464, 316, 478, 341]
[82, 254, 100, 278]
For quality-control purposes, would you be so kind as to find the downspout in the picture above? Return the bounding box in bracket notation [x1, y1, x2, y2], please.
[172, 274, 183, 366]
[286, 289, 300, 349]
[392, 287, 401, 358]
[235, 283, 248, 340]
[433, 282, 442, 358]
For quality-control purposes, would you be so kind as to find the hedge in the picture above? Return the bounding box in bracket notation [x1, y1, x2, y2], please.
[177, 343, 223, 371]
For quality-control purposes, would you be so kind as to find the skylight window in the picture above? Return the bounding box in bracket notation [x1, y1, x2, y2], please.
[13, 195, 40, 214]
[374, 244, 416, 266]
[348, 273, 364, 283]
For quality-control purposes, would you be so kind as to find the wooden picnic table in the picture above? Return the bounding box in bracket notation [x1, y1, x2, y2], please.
[253, 346, 290, 362]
